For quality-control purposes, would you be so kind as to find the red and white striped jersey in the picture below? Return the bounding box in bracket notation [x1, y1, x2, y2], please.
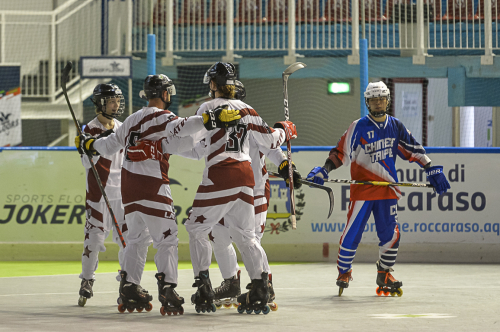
[249, 139, 285, 197]
[93, 107, 207, 216]
[81, 117, 123, 203]
[191, 98, 287, 194]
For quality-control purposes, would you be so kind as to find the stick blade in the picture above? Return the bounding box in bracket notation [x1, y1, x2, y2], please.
[283, 62, 307, 76]
[61, 61, 73, 88]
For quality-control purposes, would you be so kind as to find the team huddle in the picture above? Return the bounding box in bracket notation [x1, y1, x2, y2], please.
[74, 62, 451, 315]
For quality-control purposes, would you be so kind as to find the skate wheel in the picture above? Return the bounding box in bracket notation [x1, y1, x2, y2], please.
[201, 308, 206, 313]
[233, 303, 239, 308]
[196, 307, 201, 313]
[397, 288, 403, 297]
[262, 305, 270, 315]
[145, 303, 153, 312]
[246, 309, 253, 314]
[338, 287, 344, 297]
[211, 303, 217, 312]
[117, 297, 123, 305]
[78, 296, 87, 307]
[223, 304, 232, 309]
[179, 307, 184, 315]
[215, 304, 222, 309]
[237, 305, 245, 314]
[118, 303, 126, 313]
[127, 307, 134, 313]
[269, 302, 278, 312]
[254, 309, 261, 314]
[167, 311, 172, 316]
[383, 291, 390, 296]
[160, 307, 166, 316]
[376, 287, 383, 296]
[136, 307, 144, 313]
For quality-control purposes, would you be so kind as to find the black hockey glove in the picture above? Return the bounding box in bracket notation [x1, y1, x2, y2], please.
[74, 133, 99, 156]
[202, 104, 241, 130]
[278, 160, 302, 189]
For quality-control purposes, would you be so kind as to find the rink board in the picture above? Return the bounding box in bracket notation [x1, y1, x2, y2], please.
[0, 147, 499, 261]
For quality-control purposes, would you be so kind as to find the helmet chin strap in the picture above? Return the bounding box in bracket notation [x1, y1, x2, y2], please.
[161, 94, 172, 110]
[369, 110, 386, 118]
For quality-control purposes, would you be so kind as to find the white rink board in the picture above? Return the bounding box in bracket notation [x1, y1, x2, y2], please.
[0, 148, 498, 247]
[166, 149, 500, 245]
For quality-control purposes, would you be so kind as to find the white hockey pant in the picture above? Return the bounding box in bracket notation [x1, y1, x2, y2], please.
[121, 211, 179, 286]
[210, 196, 271, 279]
[80, 200, 127, 281]
[186, 187, 267, 281]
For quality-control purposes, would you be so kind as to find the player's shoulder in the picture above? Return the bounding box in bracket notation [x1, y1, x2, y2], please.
[84, 117, 104, 135]
[229, 100, 258, 118]
[113, 118, 123, 128]
[386, 115, 405, 130]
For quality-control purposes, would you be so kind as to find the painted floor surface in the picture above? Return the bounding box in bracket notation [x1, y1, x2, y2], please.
[0, 263, 498, 332]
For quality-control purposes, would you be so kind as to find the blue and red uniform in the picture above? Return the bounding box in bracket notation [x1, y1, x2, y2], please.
[328, 115, 431, 274]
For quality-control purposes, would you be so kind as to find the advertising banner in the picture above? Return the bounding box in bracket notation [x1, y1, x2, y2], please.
[0, 149, 499, 246]
[80, 57, 132, 79]
[0, 65, 22, 147]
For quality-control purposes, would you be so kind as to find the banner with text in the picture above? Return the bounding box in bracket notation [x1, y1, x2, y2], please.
[0, 149, 498, 245]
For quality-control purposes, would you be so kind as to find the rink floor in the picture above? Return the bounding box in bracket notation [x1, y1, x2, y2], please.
[0, 263, 498, 332]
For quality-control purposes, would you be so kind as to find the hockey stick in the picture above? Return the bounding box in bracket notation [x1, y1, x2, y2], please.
[269, 171, 334, 219]
[283, 62, 306, 229]
[324, 178, 434, 188]
[61, 61, 126, 248]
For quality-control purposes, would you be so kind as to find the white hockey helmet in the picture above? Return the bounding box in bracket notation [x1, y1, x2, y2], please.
[364, 81, 391, 118]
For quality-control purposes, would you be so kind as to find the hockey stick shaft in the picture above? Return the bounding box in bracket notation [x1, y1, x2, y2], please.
[283, 73, 296, 229]
[325, 178, 434, 188]
[61, 62, 126, 248]
[282, 62, 306, 229]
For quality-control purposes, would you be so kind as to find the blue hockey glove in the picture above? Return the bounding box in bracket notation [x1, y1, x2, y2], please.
[306, 166, 329, 185]
[425, 165, 450, 195]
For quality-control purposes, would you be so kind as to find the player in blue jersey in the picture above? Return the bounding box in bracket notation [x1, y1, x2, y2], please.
[307, 81, 450, 296]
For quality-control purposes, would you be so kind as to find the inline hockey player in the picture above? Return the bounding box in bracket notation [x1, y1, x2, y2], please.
[307, 81, 451, 296]
[75, 74, 241, 315]
[210, 80, 301, 311]
[77, 83, 128, 307]
[183, 62, 297, 314]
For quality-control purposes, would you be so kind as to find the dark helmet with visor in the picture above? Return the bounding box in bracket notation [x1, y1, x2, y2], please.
[234, 80, 246, 101]
[91, 83, 125, 119]
[139, 74, 176, 109]
[203, 62, 236, 87]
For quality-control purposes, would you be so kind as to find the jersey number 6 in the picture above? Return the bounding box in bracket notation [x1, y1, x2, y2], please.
[226, 124, 247, 153]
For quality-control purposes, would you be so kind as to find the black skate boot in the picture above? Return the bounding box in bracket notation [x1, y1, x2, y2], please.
[336, 269, 353, 296]
[214, 270, 241, 309]
[155, 272, 184, 316]
[245, 273, 277, 311]
[78, 278, 94, 307]
[237, 272, 271, 315]
[191, 270, 216, 313]
[375, 260, 403, 297]
[117, 271, 153, 313]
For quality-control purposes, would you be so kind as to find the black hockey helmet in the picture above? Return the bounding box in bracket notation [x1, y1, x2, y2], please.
[203, 62, 236, 87]
[91, 83, 125, 119]
[139, 74, 176, 100]
[234, 80, 246, 101]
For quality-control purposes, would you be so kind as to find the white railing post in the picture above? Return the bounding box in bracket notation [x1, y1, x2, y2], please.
[284, 0, 297, 64]
[162, 0, 175, 66]
[348, 0, 360, 65]
[127, 0, 132, 55]
[481, 0, 495, 65]
[49, 13, 56, 102]
[223, 0, 235, 62]
[413, 0, 427, 64]
[1, 13, 5, 64]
